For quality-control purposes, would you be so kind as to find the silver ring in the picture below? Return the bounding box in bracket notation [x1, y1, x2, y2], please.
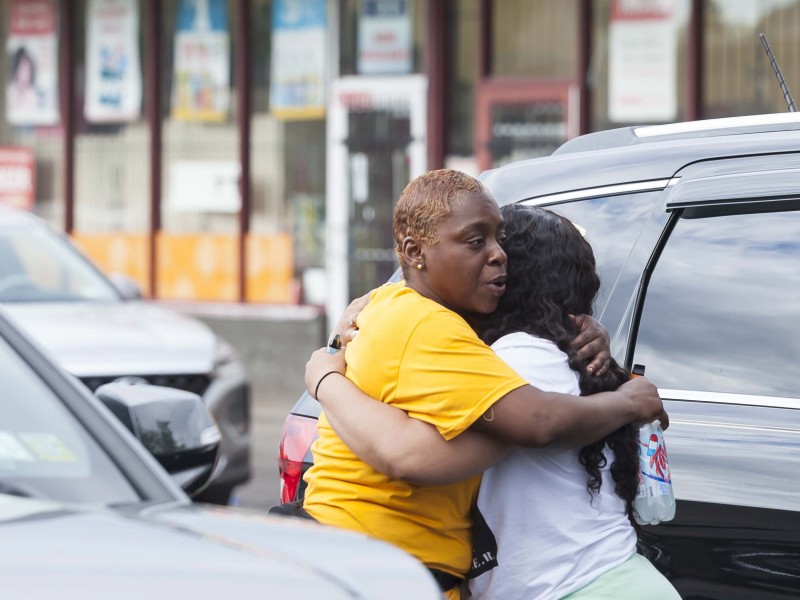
[347, 316, 355, 327]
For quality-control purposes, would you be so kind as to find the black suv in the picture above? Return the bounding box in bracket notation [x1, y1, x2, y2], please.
[280, 113, 800, 599]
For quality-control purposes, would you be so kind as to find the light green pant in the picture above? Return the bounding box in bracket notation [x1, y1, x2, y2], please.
[562, 553, 681, 600]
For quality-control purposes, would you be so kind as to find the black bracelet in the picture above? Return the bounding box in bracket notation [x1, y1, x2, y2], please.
[314, 370, 341, 401]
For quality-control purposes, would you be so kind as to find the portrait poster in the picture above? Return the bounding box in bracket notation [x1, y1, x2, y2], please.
[269, 0, 326, 120]
[171, 0, 230, 122]
[84, 0, 142, 123]
[608, 0, 678, 123]
[357, 0, 412, 75]
[5, 0, 59, 126]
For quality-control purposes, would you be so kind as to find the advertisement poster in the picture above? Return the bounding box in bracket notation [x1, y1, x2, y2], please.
[608, 0, 677, 123]
[357, 0, 411, 75]
[269, 0, 326, 120]
[171, 0, 230, 122]
[84, 0, 142, 123]
[0, 147, 35, 210]
[5, 0, 59, 126]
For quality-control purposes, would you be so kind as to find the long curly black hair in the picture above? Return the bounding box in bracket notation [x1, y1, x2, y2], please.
[477, 204, 640, 525]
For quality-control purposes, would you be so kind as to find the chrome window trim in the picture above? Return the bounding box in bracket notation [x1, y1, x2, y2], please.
[634, 113, 800, 138]
[519, 178, 676, 207]
[668, 418, 800, 435]
[659, 388, 799, 411]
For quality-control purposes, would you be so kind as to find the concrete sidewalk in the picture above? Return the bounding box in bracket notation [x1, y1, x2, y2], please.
[165, 301, 327, 510]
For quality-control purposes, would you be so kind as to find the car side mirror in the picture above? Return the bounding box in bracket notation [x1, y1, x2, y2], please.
[94, 381, 221, 497]
[108, 273, 143, 300]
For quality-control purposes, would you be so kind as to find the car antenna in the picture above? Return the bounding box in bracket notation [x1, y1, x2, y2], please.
[759, 32, 797, 112]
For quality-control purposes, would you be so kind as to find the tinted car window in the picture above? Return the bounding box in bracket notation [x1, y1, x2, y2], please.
[0, 335, 139, 503]
[547, 191, 661, 311]
[633, 209, 799, 398]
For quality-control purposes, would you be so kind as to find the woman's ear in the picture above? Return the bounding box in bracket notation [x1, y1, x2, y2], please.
[401, 236, 423, 267]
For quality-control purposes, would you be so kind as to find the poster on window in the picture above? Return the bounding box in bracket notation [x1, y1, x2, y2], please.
[84, 0, 142, 123]
[0, 147, 35, 210]
[357, 0, 411, 75]
[608, 0, 677, 123]
[171, 0, 230, 122]
[5, 0, 59, 126]
[269, 0, 326, 120]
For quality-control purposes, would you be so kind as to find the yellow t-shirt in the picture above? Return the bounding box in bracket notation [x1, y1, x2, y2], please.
[303, 282, 527, 578]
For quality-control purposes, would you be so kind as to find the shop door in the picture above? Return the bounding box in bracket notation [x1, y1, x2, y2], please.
[346, 105, 410, 298]
[475, 81, 577, 171]
[326, 76, 427, 326]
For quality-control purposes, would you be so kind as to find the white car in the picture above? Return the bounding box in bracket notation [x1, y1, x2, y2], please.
[0, 206, 250, 504]
[0, 307, 439, 599]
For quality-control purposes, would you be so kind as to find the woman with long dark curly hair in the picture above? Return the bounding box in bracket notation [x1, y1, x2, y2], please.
[467, 204, 679, 599]
[478, 204, 640, 525]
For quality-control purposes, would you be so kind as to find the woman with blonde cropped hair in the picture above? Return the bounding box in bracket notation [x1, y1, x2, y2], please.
[300, 169, 666, 599]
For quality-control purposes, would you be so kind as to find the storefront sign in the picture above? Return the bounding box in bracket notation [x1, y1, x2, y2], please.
[84, 0, 142, 123]
[269, 0, 327, 120]
[5, 0, 59, 126]
[171, 0, 230, 122]
[0, 147, 35, 210]
[608, 0, 677, 123]
[357, 0, 412, 75]
[168, 160, 240, 213]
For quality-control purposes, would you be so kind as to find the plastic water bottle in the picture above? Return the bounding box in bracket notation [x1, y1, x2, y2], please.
[633, 419, 676, 525]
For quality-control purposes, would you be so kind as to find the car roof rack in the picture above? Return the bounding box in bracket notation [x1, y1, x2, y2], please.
[553, 112, 800, 155]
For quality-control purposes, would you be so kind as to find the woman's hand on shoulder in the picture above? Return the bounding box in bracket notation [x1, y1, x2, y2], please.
[329, 291, 371, 348]
[306, 290, 373, 400]
[569, 314, 611, 376]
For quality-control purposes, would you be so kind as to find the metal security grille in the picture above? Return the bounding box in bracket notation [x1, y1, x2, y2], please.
[488, 101, 566, 167]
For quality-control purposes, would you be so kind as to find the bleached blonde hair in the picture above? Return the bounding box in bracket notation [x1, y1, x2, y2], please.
[392, 169, 485, 272]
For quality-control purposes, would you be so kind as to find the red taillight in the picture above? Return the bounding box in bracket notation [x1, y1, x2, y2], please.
[278, 413, 319, 503]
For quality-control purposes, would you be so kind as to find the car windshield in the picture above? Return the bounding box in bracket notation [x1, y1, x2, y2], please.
[0, 222, 120, 302]
[0, 335, 139, 504]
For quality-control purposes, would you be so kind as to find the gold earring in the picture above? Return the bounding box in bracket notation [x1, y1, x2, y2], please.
[416, 263, 423, 270]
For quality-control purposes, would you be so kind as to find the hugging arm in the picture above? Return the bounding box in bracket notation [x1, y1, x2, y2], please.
[310, 344, 662, 466]
[469, 376, 666, 448]
[306, 348, 509, 485]
[305, 305, 662, 480]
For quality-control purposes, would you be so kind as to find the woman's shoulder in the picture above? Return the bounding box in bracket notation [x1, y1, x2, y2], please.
[365, 282, 468, 333]
[491, 332, 578, 393]
[373, 282, 461, 318]
[491, 331, 561, 354]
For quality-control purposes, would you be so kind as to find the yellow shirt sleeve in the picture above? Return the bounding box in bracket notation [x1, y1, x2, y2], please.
[393, 309, 527, 441]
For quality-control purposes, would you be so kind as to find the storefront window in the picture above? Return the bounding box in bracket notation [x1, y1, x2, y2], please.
[158, 0, 240, 302]
[444, 0, 477, 166]
[704, 0, 800, 118]
[71, 0, 151, 294]
[0, 0, 65, 227]
[590, 0, 690, 131]
[339, 0, 424, 76]
[491, 0, 577, 78]
[248, 0, 326, 305]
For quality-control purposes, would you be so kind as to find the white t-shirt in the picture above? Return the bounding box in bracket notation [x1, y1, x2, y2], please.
[469, 332, 637, 600]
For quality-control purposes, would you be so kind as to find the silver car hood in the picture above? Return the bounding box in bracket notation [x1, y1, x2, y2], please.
[2, 301, 216, 376]
[0, 496, 439, 599]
